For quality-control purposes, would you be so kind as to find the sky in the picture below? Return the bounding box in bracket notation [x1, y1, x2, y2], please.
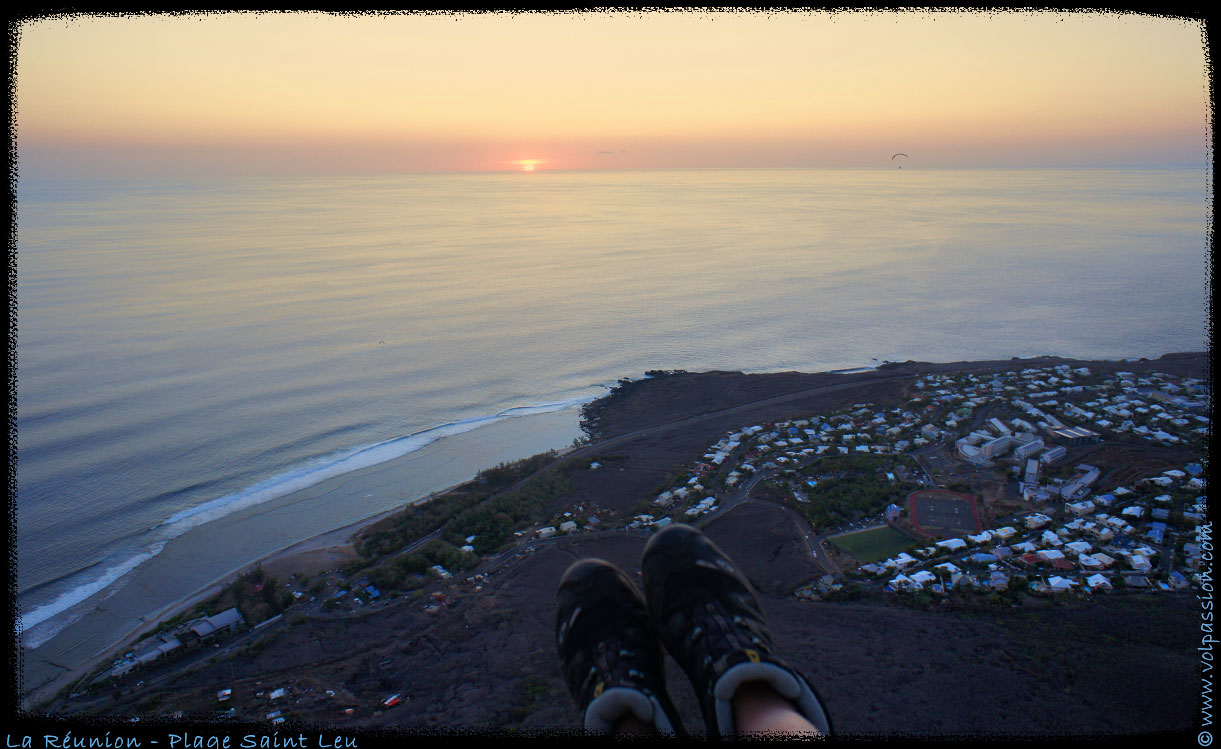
[13, 10, 1212, 176]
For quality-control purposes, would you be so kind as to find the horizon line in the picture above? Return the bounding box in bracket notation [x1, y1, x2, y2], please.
[16, 163, 1209, 182]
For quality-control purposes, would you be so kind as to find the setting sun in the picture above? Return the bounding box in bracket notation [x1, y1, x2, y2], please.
[15, 12, 1206, 174]
[8, 10, 1210, 732]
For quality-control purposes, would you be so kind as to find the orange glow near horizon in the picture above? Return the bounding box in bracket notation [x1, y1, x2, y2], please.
[13, 11, 1209, 175]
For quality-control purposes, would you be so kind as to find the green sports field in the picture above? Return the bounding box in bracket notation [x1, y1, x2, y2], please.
[829, 525, 913, 563]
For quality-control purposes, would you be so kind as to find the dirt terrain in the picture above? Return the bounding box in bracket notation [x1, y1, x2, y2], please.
[1077, 442, 1200, 489]
[94, 501, 1201, 737]
[54, 352, 1208, 737]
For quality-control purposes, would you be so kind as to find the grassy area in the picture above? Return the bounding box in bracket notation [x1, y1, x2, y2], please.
[794, 453, 921, 528]
[830, 525, 913, 563]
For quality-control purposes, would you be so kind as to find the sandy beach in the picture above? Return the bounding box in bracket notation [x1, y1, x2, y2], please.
[30, 352, 1208, 733]
[20, 405, 584, 707]
[22, 351, 1209, 713]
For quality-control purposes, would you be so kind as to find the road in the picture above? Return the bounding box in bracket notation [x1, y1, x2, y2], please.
[493, 372, 915, 497]
[705, 458, 843, 577]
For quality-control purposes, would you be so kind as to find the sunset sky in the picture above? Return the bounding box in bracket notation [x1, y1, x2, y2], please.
[15, 10, 1210, 176]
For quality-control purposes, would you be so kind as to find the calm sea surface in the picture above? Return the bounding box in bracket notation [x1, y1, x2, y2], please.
[15, 168, 1209, 641]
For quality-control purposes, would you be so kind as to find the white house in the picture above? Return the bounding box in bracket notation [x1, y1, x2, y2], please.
[889, 573, 915, 590]
[1065, 500, 1096, 517]
[1103, 516, 1130, 531]
[1078, 554, 1104, 569]
[1127, 555, 1153, 573]
[935, 538, 967, 552]
[1086, 525, 1115, 543]
[1047, 576, 1078, 592]
[1064, 540, 1093, 556]
[1086, 574, 1113, 591]
[883, 553, 917, 570]
[1026, 514, 1052, 530]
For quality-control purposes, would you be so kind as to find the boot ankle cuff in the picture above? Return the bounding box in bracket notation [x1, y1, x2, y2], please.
[713, 662, 831, 737]
[585, 686, 679, 735]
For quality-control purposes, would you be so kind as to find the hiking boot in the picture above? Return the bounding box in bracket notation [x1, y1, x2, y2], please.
[641, 524, 832, 738]
[555, 558, 684, 736]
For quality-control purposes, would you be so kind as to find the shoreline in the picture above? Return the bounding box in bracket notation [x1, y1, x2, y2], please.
[19, 393, 602, 633]
[22, 351, 1207, 708]
[49, 441, 588, 697]
[56, 478, 474, 685]
[20, 407, 585, 708]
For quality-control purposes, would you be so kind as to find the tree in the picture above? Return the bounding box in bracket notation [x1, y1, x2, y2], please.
[368, 564, 405, 591]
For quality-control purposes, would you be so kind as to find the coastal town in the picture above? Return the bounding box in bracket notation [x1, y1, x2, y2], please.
[509, 361, 1208, 606]
[662, 363, 1211, 600]
[52, 357, 1209, 729]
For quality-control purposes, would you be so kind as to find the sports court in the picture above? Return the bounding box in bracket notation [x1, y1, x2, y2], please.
[907, 489, 981, 537]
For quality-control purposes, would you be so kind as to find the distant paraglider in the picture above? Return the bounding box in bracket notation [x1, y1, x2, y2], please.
[891, 153, 908, 169]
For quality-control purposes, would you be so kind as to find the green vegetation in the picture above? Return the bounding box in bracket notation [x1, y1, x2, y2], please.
[364, 540, 481, 592]
[822, 582, 865, 602]
[795, 453, 920, 529]
[511, 675, 554, 722]
[357, 491, 485, 558]
[831, 525, 914, 564]
[474, 451, 561, 492]
[239, 628, 282, 656]
[342, 557, 373, 576]
[221, 567, 293, 625]
[490, 607, 517, 626]
[354, 454, 578, 593]
[441, 466, 575, 553]
[356, 450, 574, 562]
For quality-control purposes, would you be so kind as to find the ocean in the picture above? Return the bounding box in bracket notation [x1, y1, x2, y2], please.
[14, 167, 1209, 656]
